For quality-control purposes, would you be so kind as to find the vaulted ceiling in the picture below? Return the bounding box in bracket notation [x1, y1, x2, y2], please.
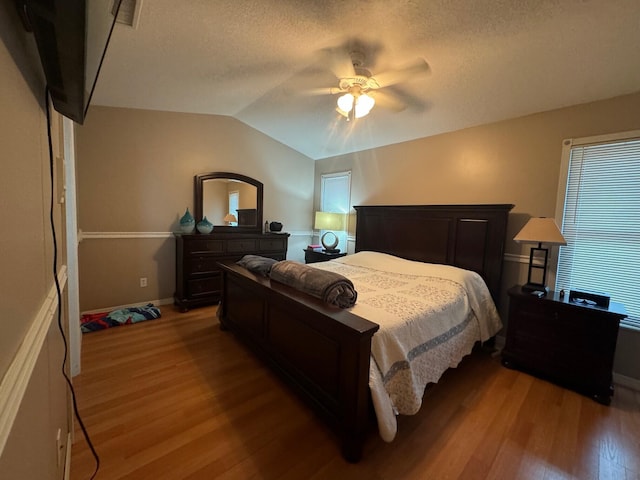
[92, 0, 640, 160]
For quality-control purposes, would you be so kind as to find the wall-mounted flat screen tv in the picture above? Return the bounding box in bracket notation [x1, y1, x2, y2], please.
[17, 0, 122, 124]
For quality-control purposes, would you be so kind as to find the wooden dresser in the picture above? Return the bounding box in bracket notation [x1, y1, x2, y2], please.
[174, 232, 289, 311]
[502, 285, 626, 405]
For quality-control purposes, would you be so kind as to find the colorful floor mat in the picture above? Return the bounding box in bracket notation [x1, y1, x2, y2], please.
[81, 303, 161, 333]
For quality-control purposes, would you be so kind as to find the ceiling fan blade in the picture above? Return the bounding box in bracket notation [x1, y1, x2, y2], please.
[370, 89, 408, 112]
[371, 58, 430, 88]
[322, 47, 356, 79]
[299, 86, 343, 96]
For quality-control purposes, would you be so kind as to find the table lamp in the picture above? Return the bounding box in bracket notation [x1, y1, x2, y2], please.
[314, 212, 346, 253]
[514, 217, 567, 294]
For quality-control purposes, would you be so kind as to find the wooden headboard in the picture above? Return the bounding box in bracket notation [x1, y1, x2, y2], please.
[354, 204, 514, 302]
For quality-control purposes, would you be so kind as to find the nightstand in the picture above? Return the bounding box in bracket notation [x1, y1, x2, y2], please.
[304, 249, 347, 264]
[502, 285, 626, 405]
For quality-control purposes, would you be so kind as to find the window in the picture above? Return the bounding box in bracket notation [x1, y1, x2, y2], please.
[555, 131, 640, 328]
[228, 191, 239, 226]
[320, 171, 351, 252]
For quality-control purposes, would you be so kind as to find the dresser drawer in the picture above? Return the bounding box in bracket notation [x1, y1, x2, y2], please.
[188, 256, 221, 275]
[259, 238, 286, 251]
[227, 239, 258, 252]
[187, 275, 221, 298]
[186, 239, 225, 254]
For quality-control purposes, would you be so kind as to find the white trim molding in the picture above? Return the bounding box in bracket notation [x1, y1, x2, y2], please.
[0, 266, 67, 455]
[504, 253, 529, 264]
[79, 230, 312, 240]
[284, 230, 312, 237]
[613, 373, 640, 392]
[79, 230, 174, 240]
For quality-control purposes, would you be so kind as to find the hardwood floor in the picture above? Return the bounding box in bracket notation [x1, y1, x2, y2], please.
[70, 305, 640, 479]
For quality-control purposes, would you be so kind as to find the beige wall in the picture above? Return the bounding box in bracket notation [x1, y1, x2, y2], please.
[315, 91, 640, 380]
[0, 5, 70, 478]
[75, 107, 315, 311]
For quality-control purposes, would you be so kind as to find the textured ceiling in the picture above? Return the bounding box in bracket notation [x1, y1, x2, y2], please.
[92, 0, 640, 160]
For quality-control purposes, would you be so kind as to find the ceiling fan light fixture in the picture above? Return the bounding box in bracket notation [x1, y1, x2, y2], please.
[336, 91, 375, 120]
[337, 93, 354, 112]
[355, 93, 375, 118]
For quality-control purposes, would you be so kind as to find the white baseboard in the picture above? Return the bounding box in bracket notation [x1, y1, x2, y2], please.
[0, 267, 67, 456]
[613, 373, 640, 392]
[81, 297, 174, 315]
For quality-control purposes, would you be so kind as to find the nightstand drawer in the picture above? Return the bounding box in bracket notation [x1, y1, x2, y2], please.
[512, 301, 614, 351]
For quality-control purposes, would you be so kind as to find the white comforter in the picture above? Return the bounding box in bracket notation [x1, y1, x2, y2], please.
[310, 251, 503, 442]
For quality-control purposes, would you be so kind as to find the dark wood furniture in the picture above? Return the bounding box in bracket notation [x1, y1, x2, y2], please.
[502, 285, 627, 405]
[304, 249, 347, 264]
[174, 232, 289, 311]
[217, 204, 513, 462]
[236, 208, 257, 226]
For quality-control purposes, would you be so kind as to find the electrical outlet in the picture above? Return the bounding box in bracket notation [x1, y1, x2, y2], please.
[139, 277, 148, 287]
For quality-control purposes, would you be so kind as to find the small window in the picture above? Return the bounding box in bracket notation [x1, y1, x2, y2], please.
[319, 171, 351, 252]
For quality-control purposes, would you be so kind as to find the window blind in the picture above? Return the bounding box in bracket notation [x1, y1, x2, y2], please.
[320, 171, 351, 250]
[556, 138, 640, 328]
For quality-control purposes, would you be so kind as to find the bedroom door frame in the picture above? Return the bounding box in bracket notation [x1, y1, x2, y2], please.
[63, 117, 82, 377]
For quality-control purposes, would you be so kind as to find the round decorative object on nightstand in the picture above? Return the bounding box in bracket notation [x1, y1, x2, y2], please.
[320, 231, 339, 252]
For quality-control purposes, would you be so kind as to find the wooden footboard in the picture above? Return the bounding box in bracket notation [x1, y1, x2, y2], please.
[217, 262, 379, 462]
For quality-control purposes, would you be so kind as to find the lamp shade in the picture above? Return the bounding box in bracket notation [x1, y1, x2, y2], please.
[514, 217, 567, 245]
[223, 213, 237, 223]
[314, 211, 346, 231]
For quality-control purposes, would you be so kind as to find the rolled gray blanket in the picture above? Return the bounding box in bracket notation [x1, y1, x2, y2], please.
[236, 254, 279, 276]
[270, 260, 357, 308]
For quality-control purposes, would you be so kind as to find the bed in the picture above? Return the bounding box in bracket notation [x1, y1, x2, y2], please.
[217, 204, 513, 462]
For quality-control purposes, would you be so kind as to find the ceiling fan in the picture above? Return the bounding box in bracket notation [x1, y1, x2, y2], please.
[309, 46, 431, 121]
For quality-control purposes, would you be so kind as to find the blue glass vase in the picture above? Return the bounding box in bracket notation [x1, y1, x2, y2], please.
[179, 208, 195, 233]
[196, 216, 214, 234]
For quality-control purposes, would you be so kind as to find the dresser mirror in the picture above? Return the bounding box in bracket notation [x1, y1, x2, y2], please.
[194, 172, 263, 234]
